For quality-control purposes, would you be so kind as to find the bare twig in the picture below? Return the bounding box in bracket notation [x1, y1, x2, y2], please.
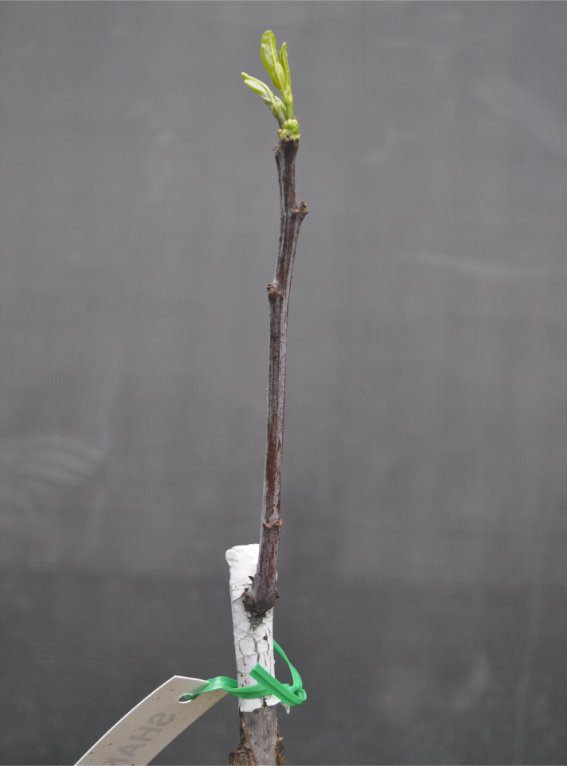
[242, 137, 308, 617]
[228, 136, 307, 766]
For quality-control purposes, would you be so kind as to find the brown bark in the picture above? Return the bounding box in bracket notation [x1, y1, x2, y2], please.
[231, 137, 307, 765]
[229, 709, 285, 766]
[242, 138, 308, 618]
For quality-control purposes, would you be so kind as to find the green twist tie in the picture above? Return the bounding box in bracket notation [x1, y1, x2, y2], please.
[180, 641, 307, 707]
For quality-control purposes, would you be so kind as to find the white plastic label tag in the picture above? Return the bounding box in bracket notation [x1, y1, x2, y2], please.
[76, 676, 227, 765]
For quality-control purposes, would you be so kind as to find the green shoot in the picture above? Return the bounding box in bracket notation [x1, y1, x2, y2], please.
[241, 30, 300, 141]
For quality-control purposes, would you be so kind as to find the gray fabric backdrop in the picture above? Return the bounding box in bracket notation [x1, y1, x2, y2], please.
[1, 2, 567, 764]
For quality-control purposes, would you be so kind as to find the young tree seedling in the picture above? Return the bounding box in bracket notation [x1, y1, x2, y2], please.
[227, 30, 308, 765]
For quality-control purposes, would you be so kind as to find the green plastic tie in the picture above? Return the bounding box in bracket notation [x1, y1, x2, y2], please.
[180, 641, 307, 707]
